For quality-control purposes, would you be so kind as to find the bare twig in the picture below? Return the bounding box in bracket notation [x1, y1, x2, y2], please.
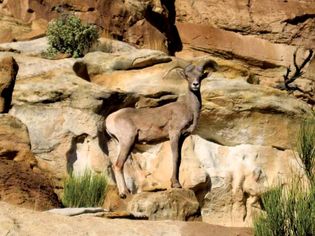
[283, 48, 314, 90]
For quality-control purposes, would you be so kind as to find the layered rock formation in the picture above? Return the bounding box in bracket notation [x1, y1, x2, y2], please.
[0, 35, 311, 226]
[175, 0, 315, 105]
[0, 0, 314, 229]
[175, 0, 315, 48]
[0, 114, 60, 210]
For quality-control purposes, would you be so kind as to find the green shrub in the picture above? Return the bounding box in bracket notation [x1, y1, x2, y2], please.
[254, 117, 315, 236]
[62, 170, 107, 208]
[46, 14, 99, 58]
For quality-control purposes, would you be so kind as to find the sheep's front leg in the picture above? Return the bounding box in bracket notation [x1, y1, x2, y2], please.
[170, 132, 183, 188]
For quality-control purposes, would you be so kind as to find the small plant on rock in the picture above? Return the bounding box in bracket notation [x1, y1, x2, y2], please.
[62, 170, 107, 208]
[46, 14, 99, 58]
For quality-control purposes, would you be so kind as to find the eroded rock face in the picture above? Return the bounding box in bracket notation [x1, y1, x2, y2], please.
[1, 37, 311, 226]
[0, 56, 18, 113]
[0, 114, 60, 210]
[199, 78, 311, 148]
[9, 69, 138, 190]
[79, 51, 311, 149]
[0, 0, 181, 54]
[175, 0, 315, 48]
[0, 13, 32, 43]
[175, 0, 315, 106]
[117, 134, 301, 226]
[0, 114, 32, 163]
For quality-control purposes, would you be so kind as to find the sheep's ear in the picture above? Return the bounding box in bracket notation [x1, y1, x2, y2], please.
[177, 69, 186, 79]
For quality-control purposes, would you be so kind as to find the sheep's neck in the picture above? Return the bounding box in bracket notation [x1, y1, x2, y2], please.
[187, 89, 201, 111]
[185, 89, 202, 127]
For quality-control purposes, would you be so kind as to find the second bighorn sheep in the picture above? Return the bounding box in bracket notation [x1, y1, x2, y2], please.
[105, 59, 217, 198]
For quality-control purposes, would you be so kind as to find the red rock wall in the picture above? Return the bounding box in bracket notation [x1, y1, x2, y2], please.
[175, 0, 315, 48]
[0, 0, 177, 53]
[1, 0, 314, 51]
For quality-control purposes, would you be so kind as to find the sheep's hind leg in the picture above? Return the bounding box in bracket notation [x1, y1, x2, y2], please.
[113, 137, 135, 198]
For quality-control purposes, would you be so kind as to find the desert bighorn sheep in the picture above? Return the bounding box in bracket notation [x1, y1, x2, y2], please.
[105, 59, 217, 198]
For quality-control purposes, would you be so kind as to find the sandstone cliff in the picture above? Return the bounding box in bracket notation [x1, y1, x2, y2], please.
[0, 0, 314, 230]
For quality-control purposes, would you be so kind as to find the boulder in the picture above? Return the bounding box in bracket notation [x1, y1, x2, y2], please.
[0, 56, 18, 113]
[128, 189, 199, 221]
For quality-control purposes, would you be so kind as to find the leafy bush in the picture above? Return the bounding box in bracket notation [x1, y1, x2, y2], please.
[254, 117, 315, 236]
[62, 170, 107, 208]
[46, 14, 99, 58]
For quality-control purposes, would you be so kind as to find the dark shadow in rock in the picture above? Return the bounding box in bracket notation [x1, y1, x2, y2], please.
[66, 133, 88, 173]
[192, 175, 212, 209]
[144, 0, 182, 55]
[97, 130, 109, 156]
[72, 61, 91, 81]
[97, 91, 140, 117]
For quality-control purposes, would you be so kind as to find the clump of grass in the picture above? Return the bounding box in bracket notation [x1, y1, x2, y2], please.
[297, 118, 315, 183]
[46, 14, 99, 58]
[254, 181, 315, 236]
[62, 170, 107, 208]
[254, 117, 315, 236]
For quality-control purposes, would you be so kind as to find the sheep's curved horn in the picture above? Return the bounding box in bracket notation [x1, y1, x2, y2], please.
[197, 58, 218, 72]
[161, 59, 191, 80]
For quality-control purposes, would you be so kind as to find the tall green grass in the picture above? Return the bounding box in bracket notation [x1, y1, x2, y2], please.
[62, 170, 107, 208]
[254, 181, 315, 236]
[254, 117, 315, 236]
[297, 118, 315, 184]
